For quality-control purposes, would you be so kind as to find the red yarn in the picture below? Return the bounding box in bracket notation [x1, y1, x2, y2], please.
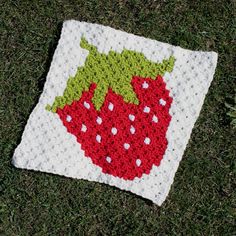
[57, 75, 172, 180]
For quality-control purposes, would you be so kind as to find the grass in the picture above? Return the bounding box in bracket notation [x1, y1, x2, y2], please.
[226, 91, 236, 128]
[0, 0, 235, 235]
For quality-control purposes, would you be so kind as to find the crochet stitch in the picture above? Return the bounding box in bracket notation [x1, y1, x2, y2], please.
[12, 20, 218, 205]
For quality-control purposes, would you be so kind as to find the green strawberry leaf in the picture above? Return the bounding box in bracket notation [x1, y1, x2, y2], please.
[47, 37, 175, 112]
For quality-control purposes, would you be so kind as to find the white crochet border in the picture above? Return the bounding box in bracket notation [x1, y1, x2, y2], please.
[12, 20, 218, 206]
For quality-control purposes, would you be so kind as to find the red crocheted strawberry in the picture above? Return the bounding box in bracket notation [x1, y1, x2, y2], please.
[47, 37, 175, 180]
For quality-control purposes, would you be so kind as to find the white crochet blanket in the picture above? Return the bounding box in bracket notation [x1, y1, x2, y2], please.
[12, 20, 218, 205]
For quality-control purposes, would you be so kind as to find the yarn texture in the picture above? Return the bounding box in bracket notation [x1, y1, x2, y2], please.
[12, 20, 218, 205]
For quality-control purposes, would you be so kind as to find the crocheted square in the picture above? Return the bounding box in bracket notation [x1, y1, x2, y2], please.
[13, 20, 218, 205]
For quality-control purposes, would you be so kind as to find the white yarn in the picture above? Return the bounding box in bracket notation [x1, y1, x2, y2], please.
[12, 20, 218, 206]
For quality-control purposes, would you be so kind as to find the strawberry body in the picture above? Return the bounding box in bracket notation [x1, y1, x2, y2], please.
[57, 75, 172, 180]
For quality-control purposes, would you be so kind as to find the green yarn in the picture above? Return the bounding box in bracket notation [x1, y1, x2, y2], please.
[47, 37, 175, 112]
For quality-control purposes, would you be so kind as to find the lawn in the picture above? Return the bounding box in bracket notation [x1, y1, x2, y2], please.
[0, 0, 235, 235]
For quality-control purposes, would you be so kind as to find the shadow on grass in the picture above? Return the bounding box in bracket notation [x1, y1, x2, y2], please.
[38, 22, 63, 91]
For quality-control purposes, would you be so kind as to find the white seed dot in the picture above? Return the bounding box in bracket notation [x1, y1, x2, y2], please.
[111, 127, 117, 135]
[66, 115, 72, 122]
[130, 125, 135, 134]
[108, 102, 114, 111]
[96, 134, 101, 143]
[142, 81, 149, 89]
[144, 137, 151, 145]
[81, 124, 87, 132]
[106, 156, 112, 163]
[96, 116, 102, 125]
[84, 101, 90, 109]
[159, 98, 166, 106]
[143, 106, 150, 113]
[152, 115, 158, 123]
[129, 114, 135, 121]
[124, 143, 130, 150]
[136, 159, 142, 166]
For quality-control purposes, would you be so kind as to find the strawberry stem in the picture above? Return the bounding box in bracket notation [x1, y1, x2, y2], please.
[47, 37, 175, 112]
